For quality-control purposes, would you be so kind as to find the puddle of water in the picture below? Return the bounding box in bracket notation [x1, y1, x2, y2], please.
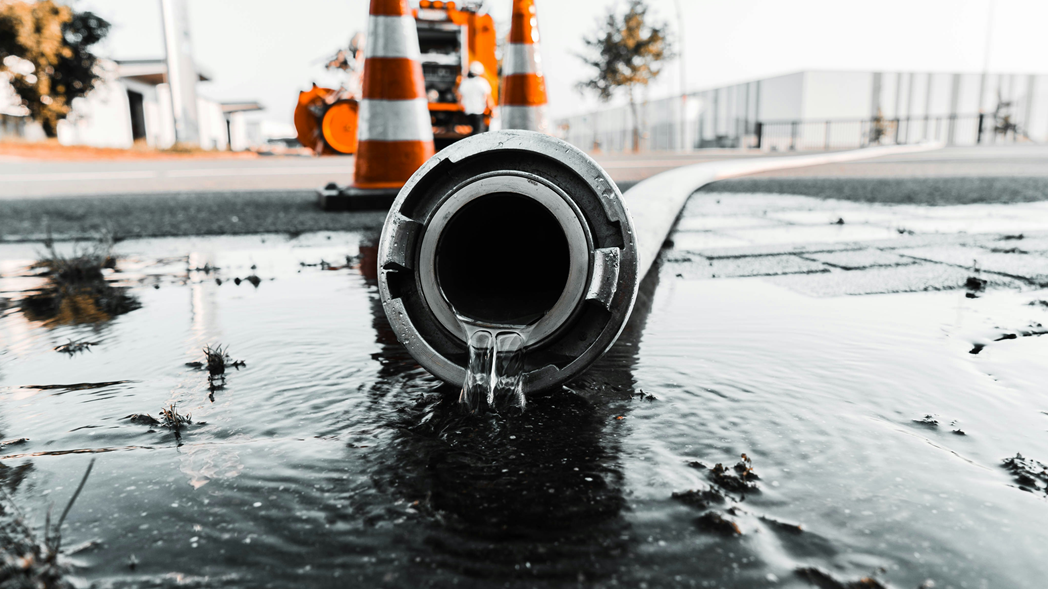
[1, 228, 1047, 588]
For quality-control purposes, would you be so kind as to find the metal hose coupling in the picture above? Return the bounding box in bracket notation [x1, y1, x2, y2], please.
[377, 130, 639, 393]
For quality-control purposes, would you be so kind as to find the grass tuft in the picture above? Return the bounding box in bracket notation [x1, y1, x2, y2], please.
[0, 458, 95, 589]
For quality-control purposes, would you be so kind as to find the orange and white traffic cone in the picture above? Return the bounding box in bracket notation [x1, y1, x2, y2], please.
[500, 0, 548, 133]
[318, 0, 435, 211]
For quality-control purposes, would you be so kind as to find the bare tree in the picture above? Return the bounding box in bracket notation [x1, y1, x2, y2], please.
[577, 0, 673, 152]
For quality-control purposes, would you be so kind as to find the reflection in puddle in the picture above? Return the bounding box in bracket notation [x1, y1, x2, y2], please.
[18, 238, 140, 326]
[1, 231, 1047, 588]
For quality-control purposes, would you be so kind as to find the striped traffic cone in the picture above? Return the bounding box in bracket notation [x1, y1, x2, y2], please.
[501, 0, 548, 133]
[318, 0, 435, 211]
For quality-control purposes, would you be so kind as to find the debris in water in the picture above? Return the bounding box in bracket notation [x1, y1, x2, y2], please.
[709, 454, 761, 495]
[964, 276, 987, 292]
[630, 389, 658, 402]
[21, 380, 133, 392]
[188, 262, 219, 274]
[969, 344, 985, 355]
[160, 403, 192, 444]
[190, 345, 246, 402]
[794, 567, 887, 589]
[912, 414, 939, 427]
[952, 429, 967, 436]
[759, 515, 804, 535]
[1001, 453, 1048, 495]
[201, 344, 246, 376]
[124, 413, 160, 426]
[989, 247, 1026, 254]
[1001, 234, 1024, 240]
[671, 488, 725, 509]
[694, 511, 741, 536]
[245, 275, 262, 287]
[1027, 300, 1048, 309]
[833, 217, 845, 225]
[54, 339, 100, 355]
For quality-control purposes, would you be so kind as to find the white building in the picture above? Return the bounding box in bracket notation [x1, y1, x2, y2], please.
[558, 70, 1048, 152]
[1, 58, 266, 151]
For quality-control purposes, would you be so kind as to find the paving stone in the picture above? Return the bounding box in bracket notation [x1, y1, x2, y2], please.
[894, 217, 1048, 235]
[763, 208, 921, 227]
[721, 224, 903, 246]
[803, 249, 917, 270]
[766, 263, 1024, 297]
[666, 254, 829, 280]
[676, 215, 784, 231]
[978, 233, 1048, 253]
[683, 241, 871, 260]
[898, 246, 1048, 285]
[670, 232, 751, 251]
[683, 192, 861, 217]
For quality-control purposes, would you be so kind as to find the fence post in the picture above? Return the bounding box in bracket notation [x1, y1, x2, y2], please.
[977, 113, 985, 144]
[789, 121, 797, 150]
[824, 120, 831, 151]
[755, 122, 762, 150]
[893, 119, 901, 144]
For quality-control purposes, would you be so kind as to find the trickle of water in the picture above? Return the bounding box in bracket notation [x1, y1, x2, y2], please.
[458, 316, 536, 414]
[460, 327, 494, 411]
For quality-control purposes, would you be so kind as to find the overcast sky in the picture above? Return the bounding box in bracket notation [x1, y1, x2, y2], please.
[77, 0, 1048, 125]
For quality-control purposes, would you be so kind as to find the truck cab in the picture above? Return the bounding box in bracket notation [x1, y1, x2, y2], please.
[416, 1, 498, 148]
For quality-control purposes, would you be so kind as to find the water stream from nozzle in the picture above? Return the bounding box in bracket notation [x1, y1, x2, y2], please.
[457, 315, 537, 413]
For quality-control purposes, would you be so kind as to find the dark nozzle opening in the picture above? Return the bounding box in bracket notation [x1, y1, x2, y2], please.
[436, 193, 570, 326]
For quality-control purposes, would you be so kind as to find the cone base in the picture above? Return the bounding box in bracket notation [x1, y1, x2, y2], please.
[316, 184, 401, 211]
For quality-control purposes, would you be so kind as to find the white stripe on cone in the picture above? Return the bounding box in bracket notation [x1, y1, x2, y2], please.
[358, 99, 434, 141]
[366, 15, 421, 60]
[503, 43, 542, 76]
[501, 105, 548, 133]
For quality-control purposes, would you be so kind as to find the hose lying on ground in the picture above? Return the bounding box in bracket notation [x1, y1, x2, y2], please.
[376, 130, 941, 393]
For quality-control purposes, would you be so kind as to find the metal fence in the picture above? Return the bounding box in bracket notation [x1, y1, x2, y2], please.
[750, 113, 1025, 151]
[559, 110, 1034, 153]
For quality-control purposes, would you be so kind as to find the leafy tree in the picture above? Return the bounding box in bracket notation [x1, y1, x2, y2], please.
[577, 0, 673, 152]
[0, 1, 110, 137]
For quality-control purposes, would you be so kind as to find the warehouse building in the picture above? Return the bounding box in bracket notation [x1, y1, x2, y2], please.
[558, 70, 1048, 152]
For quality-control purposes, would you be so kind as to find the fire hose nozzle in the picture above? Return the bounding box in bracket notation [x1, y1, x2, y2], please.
[377, 130, 639, 393]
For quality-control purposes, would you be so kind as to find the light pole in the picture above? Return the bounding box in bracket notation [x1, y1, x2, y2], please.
[674, 0, 687, 151]
[160, 0, 200, 147]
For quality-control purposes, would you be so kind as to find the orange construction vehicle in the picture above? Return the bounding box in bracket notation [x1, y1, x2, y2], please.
[294, 1, 498, 155]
